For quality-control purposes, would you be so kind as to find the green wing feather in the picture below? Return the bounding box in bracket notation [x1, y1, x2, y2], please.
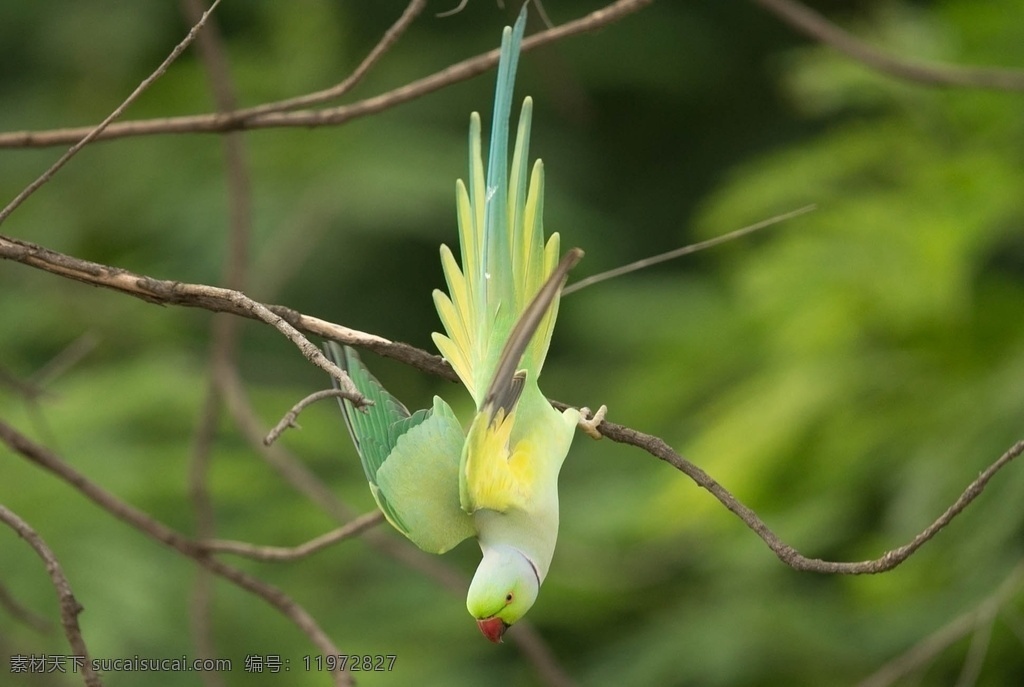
[432, 8, 563, 408]
[325, 343, 474, 553]
[375, 395, 475, 553]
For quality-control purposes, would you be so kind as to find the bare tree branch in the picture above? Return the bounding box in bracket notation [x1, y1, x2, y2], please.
[199, 511, 384, 561]
[752, 0, 1024, 91]
[178, 0, 252, 680]
[587, 417, 1024, 574]
[0, 580, 51, 633]
[857, 560, 1024, 687]
[0, 504, 102, 687]
[187, 382, 223, 687]
[264, 389, 356, 446]
[0, 0, 653, 149]
[0, 232, 455, 382]
[0, 0, 223, 225]
[0, 421, 352, 687]
[0, 233, 373, 405]
[563, 205, 815, 296]
[242, 0, 428, 118]
[4, 230, 1021, 577]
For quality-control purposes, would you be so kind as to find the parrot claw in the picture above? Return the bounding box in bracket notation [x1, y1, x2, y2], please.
[578, 405, 607, 440]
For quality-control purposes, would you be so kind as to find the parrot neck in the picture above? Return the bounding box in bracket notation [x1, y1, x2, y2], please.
[480, 542, 540, 585]
[476, 509, 556, 582]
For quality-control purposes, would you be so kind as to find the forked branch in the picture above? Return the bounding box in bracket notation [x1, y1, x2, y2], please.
[4, 231, 1021, 577]
[0, 421, 352, 687]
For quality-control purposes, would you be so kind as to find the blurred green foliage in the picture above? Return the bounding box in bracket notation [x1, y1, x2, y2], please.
[2, 1, 1023, 686]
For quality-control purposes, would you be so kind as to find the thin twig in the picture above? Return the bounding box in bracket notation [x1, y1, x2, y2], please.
[216, 364, 360, 521]
[241, 0, 428, 118]
[956, 610, 994, 687]
[29, 332, 99, 391]
[200, 511, 383, 561]
[436, 0, 469, 19]
[187, 382, 223, 687]
[0, 580, 52, 633]
[264, 389, 355, 446]
[179, 0, 251, 679]
[563, 205, 815, 296]
[0, 0, 654, 148]
[0, 421, 352, 687]
[858, 561, 1024, 687]
[0, 0, 223, 225]
[0, 504, 102, 687]
[0, 365, 47, 401]
[752, 0, 1024, 91]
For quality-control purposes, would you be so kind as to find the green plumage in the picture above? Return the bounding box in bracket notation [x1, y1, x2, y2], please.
[325, 343, 473, 553]
[325, 7, 586, 639]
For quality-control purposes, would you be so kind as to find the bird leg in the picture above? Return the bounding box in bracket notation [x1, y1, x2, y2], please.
[577, 405, 607, 440]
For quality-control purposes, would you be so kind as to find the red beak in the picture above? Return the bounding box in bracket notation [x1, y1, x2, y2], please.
[477, 617, 509, 643]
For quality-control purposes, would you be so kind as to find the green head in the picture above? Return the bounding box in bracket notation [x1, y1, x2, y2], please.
[467, 544, 539, 643]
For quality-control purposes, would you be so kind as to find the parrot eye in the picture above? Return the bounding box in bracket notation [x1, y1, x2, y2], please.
[505, 593, 513, 603]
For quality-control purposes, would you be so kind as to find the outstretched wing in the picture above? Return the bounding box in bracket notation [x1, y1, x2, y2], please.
[325, 343, 474, 553]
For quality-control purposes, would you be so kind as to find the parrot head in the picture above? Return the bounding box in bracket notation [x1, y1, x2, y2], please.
[466, 544, 539, 643]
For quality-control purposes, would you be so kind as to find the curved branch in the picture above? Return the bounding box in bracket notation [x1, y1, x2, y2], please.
[264, 389, 356, 446]
[3, 231, 1021, 576]
[0, 232, 456, 382]
[0, 504, 102, 687]
[0, 0, 653, 149]
[593, 418, 1024, 574]
[199, 511, 383, 561]
[0, 0, 223, 225]
[242, 0, 428, 118]
[0, 233, 372, 406]
[752, 0, 1024, 91]
[0, 422, 352, 687]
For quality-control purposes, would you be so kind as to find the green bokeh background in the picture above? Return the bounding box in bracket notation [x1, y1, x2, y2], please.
[2, 1, 1023, 685]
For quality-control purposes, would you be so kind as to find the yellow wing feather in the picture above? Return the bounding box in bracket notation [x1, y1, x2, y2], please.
[461, 409, 535, 513]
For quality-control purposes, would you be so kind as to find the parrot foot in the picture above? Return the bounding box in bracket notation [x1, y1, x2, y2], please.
[578, 405, 607, 440]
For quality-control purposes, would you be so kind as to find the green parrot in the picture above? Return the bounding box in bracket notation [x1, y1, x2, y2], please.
[324, 7, 604, 643]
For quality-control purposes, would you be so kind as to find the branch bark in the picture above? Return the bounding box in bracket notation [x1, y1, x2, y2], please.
[0, 0, 223, 225]
[592, 419, 1024, 574]
[178, 0, 252, 680]
[0, 504, 102, 687]
[0, 0, 653, 149]
[198, 511, 384, 561]
[0, 421, 352, 687]
[751, 0, 1024, 91]
[0, 233, 372, 405]
[4, 231, 1021, 578]
[0, 232, 454, 382]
